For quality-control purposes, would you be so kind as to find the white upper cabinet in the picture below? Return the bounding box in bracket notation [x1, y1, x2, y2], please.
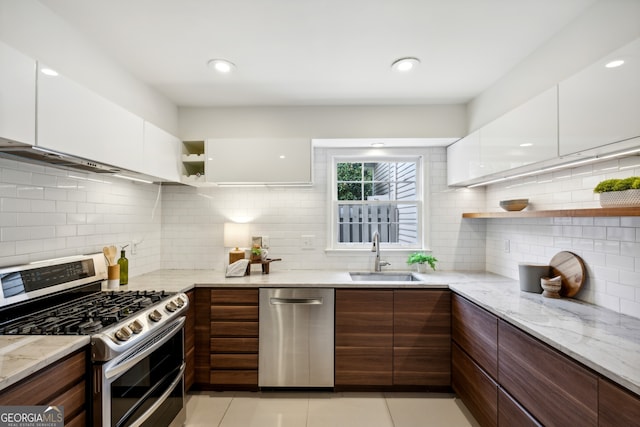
[479, 86, 558, 176]
[0, 42, 36, 145]
[447, 131, 481, 186]
[142, 122, 180, 182]
[37, 65, 144, 171]
[206, 138, 312, 185]
[447, 87, 558, 186]
[559, 38, 640, 156]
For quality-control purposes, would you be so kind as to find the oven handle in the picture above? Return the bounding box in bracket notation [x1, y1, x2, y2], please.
[104, 316, 185, 380]
[128, 362, 185, 427]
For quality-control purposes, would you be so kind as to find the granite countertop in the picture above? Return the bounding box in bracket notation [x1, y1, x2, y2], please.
[1, 268, 639, 398]
[450, 280, 640, 396]
[0, 335, 89, 392]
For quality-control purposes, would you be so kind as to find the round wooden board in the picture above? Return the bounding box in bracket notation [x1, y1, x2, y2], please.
[549, 251, 586, 297]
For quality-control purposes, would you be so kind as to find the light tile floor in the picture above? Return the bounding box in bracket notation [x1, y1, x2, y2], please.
[182, 391, 480, 427]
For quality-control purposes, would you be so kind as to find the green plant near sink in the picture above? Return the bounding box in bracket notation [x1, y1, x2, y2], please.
[407, 252, 437, 271]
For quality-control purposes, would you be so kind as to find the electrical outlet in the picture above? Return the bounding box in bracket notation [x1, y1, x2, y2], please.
[504, 239, 510, 253]
[262, 236, 270, 249]
[302, 235, 315, 248]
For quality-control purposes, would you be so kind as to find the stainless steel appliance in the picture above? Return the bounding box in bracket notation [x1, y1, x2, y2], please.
[259, 288, 334, 388]
[0, 253, 188, 427]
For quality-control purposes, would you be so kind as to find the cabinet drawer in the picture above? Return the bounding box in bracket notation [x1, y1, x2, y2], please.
[335, 289, 393, 347]
[498, 320, 597, 427]
[211, 289, 259, 305]
[211, 305, 259, 321]
[210, 370, 257, 386]
[211, 354, 258, 369]
[393, 347, 450, 386]
[211, 337, 259, 353]
[335, 346, 392, 386]
[211, 321, 258, 337]
[599, 377, 640, 427]
[452, 294, 498, 379]
[452, 343, 497, 427]
[394, 290, 450, 347]
[498, 387, 541, 427]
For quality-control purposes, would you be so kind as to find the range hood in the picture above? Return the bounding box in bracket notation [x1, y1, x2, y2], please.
[0, 143, 120, 173]
[0, 139, 156, 183]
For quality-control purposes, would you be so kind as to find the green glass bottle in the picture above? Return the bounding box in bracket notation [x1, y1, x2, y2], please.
[118, 246, 129, 285]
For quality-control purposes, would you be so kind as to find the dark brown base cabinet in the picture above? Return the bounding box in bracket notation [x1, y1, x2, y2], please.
[452, 293, 640, 427]
[598, 377, 640, 427]
[184, 289, 195, 391]
[193, 288, 259, 389]
[452, 342, 498, 427]
[0, 349, 88, 427]
[335, 289, 451, 389]
[498, 320, 598, 427]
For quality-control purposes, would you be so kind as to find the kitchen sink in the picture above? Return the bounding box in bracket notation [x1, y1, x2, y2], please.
[349, 272, 420, 282]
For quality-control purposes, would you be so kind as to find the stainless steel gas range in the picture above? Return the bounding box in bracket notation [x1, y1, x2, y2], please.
[0, 253, 188, 427]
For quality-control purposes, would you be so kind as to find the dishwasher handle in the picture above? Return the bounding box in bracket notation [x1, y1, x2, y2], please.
[270, 297, 324, 305]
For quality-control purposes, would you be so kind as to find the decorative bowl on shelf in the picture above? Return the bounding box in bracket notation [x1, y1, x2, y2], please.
[499, 199, 529, 211]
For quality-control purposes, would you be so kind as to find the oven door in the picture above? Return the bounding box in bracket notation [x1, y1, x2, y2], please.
[93, 317, 185, 427]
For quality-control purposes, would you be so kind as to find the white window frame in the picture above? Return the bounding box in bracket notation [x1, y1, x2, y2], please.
[326, 148, 428, 251]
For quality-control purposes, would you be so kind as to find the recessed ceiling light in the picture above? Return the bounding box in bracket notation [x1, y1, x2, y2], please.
[605, 59, 625, 68]
[520, 143, 533, 147]
[279, 155, 286, 159]
[391, 57, 420, 72]
[40, 67, 59, 76]
[207, 59, 235, 73]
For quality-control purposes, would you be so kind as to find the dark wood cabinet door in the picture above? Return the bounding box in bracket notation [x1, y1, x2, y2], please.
[599, 377, 640, 427]
[393, 290, 451, 386]
[184, 289, 195, 391]
[194, 288, 212, 385]
[498, 387, 541, 427]
[452, 342, 498, 427]
[452, 293, 498, 379]
[335, 289, 393, 386]
[0, 349, 87, 427]
[498, 320, 597, 427]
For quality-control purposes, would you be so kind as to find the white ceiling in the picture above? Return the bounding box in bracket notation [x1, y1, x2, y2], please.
[39, 0, 597, 108]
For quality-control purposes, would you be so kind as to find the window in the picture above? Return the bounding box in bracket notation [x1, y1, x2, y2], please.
[330, 154, 423, 249]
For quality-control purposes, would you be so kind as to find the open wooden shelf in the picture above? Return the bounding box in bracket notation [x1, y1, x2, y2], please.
[462, 207, 640, 219]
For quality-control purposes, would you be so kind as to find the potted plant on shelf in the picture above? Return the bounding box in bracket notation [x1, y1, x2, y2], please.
[593, 177, 640, 207]
[250, 245, 262, 262]
[407, 252, 438, 273]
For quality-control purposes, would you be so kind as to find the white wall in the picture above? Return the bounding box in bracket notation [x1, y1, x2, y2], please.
[482, 156, 640, 319]
[178, 105, 467, 140]
[161, 146, 486, 272]
[0, 0, 178, 134]
[467, 0, 640, 132]
[0, 157, 163, 276]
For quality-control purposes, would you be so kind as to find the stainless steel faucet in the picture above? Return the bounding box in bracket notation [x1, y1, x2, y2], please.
[371, 230, 390, 272]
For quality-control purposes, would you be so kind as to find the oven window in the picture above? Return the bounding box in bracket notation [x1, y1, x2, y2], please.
[111, 328, 183, 427]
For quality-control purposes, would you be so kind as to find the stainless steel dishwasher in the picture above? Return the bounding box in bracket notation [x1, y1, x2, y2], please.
[259, 288, 334, 387]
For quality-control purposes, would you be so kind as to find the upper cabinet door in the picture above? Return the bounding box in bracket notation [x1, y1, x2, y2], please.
[479, 86, 558, 176]
[206, 138, 312, 185]
[559, 38, 640, 156]
[447, 131, 481, 186]
[142, 122, 180, 182]
[0, 42, 36, 145]
[37, 65, 144, 171]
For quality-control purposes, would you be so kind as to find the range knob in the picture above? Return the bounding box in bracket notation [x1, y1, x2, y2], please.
[165, 301, 179, 312]
[174, 297, 185, 308]
[148, 309, 163, 322]
[128, 320, 144, 334]
[115, 327, 132, 342]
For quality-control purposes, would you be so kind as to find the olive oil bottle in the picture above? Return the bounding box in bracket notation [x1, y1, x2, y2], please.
[118, 245, 129, 285]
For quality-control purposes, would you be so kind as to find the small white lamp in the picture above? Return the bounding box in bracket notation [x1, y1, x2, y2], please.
[224, 222, 249, 264]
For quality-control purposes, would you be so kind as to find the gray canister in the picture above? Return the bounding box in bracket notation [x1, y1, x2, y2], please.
[518, 263, 550, 293]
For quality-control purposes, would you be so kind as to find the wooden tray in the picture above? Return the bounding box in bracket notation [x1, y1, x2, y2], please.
[549, 251, 586, 297]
